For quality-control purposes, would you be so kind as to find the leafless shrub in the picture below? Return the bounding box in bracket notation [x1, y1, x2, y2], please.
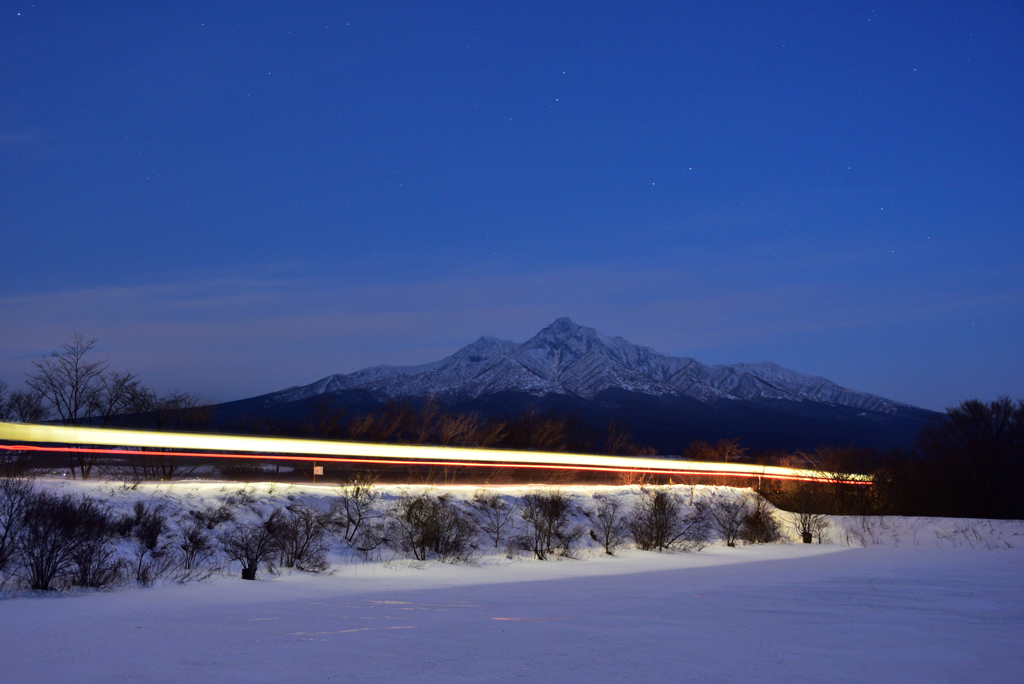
[3, 487, 127, 591]
[518, 490, 584, 560]
[16, 491, 103, 590]
[269, 504, 331, 572]
[191, 503, 235, 530]
[709, 497, 750, 547]
[175, 521, 217, 578]
[740, 495, 783, 544]
[230, 486, 259, 507]
[0, 445, 33, 478]
[329, 483, 381, 545]
[129, 543, 175, 587]
[67, 498, 125, 589]
[788, 510, 832, 544]
[0, 478, 32, 574]
[390, 492, 479, 563]
[627, 488, 711, 552]
[352, 519, 390, 562]
[471, 490, 517, 550]
[617, 470, 654, 487]
[118, 501, 168, 551]
[589, 495, 627, 555]
[112, 501, 173, 586]
[220, 512, 282, 580]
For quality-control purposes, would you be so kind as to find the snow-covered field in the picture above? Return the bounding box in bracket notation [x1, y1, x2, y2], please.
[2, 480, 1023, 683]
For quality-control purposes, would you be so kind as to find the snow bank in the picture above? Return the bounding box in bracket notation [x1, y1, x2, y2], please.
[2, 479, 1023, 682]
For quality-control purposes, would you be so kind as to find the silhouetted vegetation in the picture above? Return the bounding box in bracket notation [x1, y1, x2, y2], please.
[518, 490, 584, 560]
[268, 504, 331, 572]
[627, 487, 711, 551]
[589, 495, 627, 555]
[389, 492, 479, 563]
[872, 397, 1024, 519]
[220, 513, 281, 580]
[471, 490, 517, 550]
[2, 334, 212, 480]
[243, 397, 657, 459]
[752, 397, 1024, 521]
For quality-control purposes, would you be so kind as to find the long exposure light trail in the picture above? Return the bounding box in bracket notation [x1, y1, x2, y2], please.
[0, 422, 871, 484]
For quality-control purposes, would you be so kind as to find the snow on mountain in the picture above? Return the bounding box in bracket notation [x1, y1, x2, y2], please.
[267, 318, 911, 414]
[709, 362, 905, 413]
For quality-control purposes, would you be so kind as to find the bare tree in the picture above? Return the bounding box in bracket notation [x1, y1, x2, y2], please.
[471, 490, 517, 549]
[0, 379, 8, 420]
[26, 334, 145, 479]
[683, 438, 747, 462]
[787, 510, 831, 544]
[604, 422, 636, 456]
[589, 495, 627, 555]
[268, 504, 331, 572]
[176, 521, 217, 575]
[302, 396, 347, 439]
[3, 388, 48, 424]
[627, 488, 711, 552]
[125, 390, 212, 481]
[26, 334, 107, 427]
[739, 495, 782, 544]
[329, 481, 381, 544]
[89, 370, 144, 424]
[390, 492, 479, 563]
[797, 446, 875, 515]
[709, 496, 750, 547]
[221, 513, 282, 580]
[518, 490, 583, 560]
[683, 440, 716, 461]
[777, 474, 833, 543]
[437, 412, 478, 446]
[504, 410, 568, 452]
[0, 478, 32, 575]
[715, 438, 748, 462]
[916, 397, 1024, 519]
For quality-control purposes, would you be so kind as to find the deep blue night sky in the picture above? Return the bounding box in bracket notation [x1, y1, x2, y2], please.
[2, 1, 1022, 410]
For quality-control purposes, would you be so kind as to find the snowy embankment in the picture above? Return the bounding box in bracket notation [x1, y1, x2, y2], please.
[12, 478, 1024, 557]
[2, 480, 1023, 683]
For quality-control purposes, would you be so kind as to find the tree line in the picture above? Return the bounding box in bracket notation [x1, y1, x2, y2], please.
[744, 397, 1024, 521]
[248, 395, 659, 457]
[1, 334, 210, 480]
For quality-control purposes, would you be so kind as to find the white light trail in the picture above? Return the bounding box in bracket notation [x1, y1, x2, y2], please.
[0, 422, 871, 484]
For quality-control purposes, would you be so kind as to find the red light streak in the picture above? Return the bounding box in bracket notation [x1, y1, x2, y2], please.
[0, 423, 871, 486]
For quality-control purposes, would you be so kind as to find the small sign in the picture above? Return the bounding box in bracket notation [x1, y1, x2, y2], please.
[313, 466, 324, 476]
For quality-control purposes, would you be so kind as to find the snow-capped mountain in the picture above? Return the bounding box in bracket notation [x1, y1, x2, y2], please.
[269, 318, 911, 415]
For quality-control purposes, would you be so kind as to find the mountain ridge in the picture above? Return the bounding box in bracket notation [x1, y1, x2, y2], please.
[211, 318, 936, 452]
[268, 317, 913, 415]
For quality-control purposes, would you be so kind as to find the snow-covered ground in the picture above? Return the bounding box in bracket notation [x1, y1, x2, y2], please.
[2, 480, 1022, 682]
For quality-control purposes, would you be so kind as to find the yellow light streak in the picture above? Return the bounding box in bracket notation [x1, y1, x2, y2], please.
[0, 421, 871, 484]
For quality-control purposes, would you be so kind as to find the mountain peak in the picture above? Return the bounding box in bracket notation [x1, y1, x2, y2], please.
[543, 316, 583, 333]
[272, 318, 916, 416]
[250, 318, 931, 452]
